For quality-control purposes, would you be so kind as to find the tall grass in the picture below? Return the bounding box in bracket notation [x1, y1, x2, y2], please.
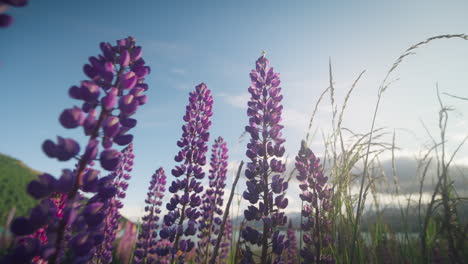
[231, 33, 468, 263]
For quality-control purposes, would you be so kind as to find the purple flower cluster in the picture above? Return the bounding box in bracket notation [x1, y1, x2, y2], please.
[154, 223, 173, 264]
[93, 143, 135, 263]
[64, 154, 133, 264]
[219, 218, 232, 261]
[197, 137, 229, 263]
[153, 211, 176, 263]
[286, 220, 298, 264]
[26, 194, 66, 264]
[241, 54, 289, 263]
[134, 167, 167, 264]
[295, 141, 333, 264]
[0, 0, 27, 28]
[158, 83, 213, 262]
[2, 37, 150, 264]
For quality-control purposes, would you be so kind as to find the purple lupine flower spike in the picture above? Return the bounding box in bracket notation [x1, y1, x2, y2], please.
[2, 37, 150, 264]
[286, 220, 298, 264]
[241, 54, 289, 264]
[27, 193, 67, 264]
[295, 140, 333, 264]
[93, 143, 135, 263]
[219, 218, 232, 261]
[154, 221, 173, 264]
[133, 167, 167, 264]
[158, 83, 213, 263]
[197, 137, 229, 263]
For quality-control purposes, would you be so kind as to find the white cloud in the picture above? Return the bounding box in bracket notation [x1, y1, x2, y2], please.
[138, 106, 172, 128]
[171, 82, 193, 91]
[218, 92, 313, 137]
[143, 40, 192, 61]
[170, 68, 187, 75]
[364, 192, 440, 208]
[218, 92, 249, 109]
[282, 108, 310, 131]
[120, 204, 144, 222]
[448, 132, 468, 142]
[453, 156, 468, 167]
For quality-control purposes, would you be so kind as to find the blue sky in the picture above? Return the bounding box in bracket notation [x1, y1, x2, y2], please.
[2, 0, 468, 219]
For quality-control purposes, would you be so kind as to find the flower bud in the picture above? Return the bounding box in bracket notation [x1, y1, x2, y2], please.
[59, 106, 84, 129]
[100, 149, 121, 171]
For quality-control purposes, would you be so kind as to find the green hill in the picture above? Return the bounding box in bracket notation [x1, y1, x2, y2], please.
[0, 154, 132, 227]
[0, 153, 39, 223]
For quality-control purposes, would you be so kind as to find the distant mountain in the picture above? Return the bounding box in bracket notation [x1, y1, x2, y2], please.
[231, 212, 303, 230]
[232, 204, 468, 233]
[360, 203, 468, 233]
[0, 153, 39, 222]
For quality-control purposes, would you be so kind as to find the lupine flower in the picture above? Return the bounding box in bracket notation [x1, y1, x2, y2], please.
[219, 218, 232, 261]
[92, 143, 135, 263]
[0, 0, 28, 28]
[133, 167, 167, 264]
[286, 220, 298, 264]
[158, 83, 213, 263]
[2, 37, 150, 264]
[30, 228, 47, 264]
[153, 223, 173, 264]
[197, 137, 229, 263]
[28, 193, 66, 264]
[241, 54, 289, 264]
[295, 140, 333, 264]
[116, 221, 138, 264]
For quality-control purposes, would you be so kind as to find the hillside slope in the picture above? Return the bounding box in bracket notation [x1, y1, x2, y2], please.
[0, 153, 39, 221]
